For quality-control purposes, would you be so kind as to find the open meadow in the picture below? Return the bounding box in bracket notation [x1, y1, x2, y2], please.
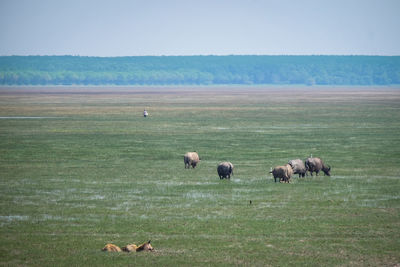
[0, 86, 399, 266]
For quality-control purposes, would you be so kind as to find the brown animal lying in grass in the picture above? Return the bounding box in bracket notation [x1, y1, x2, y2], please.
[102, 240, 154, 252]
[122, 240, 154, 252]
[102, 243, 122, 252]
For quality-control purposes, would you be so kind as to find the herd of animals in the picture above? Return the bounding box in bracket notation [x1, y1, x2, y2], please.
[184, 151, 331, 183]
[103, 152, 331, 252]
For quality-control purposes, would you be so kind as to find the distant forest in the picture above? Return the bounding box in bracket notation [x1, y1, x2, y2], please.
[0, 55, 399, 86]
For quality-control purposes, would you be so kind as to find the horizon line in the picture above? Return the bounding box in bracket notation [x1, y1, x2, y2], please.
[1, 54, 400, 57]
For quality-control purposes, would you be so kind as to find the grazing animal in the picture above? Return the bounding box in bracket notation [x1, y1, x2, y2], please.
[184, 152, 200, 169]
[288, 159, 307, 178]
[217, 162, 234, 179]
[122, 240, 154, 252]
[102, 243, 122, 252]
[305, 157, 331, 176]
[270, 164, 293, 183]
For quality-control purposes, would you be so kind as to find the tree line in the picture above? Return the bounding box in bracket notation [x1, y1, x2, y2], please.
[0, 55, 399, 85]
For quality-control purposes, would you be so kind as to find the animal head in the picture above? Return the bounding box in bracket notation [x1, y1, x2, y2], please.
[287, 161, 294, 168]
[322, 165, 331, 176]
[136, 240, 154, 251]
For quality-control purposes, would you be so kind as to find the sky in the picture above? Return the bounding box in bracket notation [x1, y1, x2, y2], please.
[0, 0, 399, 56]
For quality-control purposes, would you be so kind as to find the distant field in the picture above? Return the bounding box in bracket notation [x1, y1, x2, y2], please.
[0, 86, 399, 266]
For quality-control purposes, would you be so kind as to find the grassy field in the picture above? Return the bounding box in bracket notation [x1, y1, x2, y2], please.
[0, 86, 399, 266]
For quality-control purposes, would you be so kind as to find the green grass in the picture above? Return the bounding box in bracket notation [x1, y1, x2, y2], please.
[0, 86, 399, 266]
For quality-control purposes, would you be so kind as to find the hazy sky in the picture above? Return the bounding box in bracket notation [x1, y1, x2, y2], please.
[1, 0, 399, 56]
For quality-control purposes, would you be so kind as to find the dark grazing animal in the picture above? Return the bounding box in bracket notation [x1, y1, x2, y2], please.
[270, 164, 293, 183]
[288, 159, 307, 178]
[217, 162, 234, 179]
[184, 152, 200, 169]
[305, 157, 331, 176]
